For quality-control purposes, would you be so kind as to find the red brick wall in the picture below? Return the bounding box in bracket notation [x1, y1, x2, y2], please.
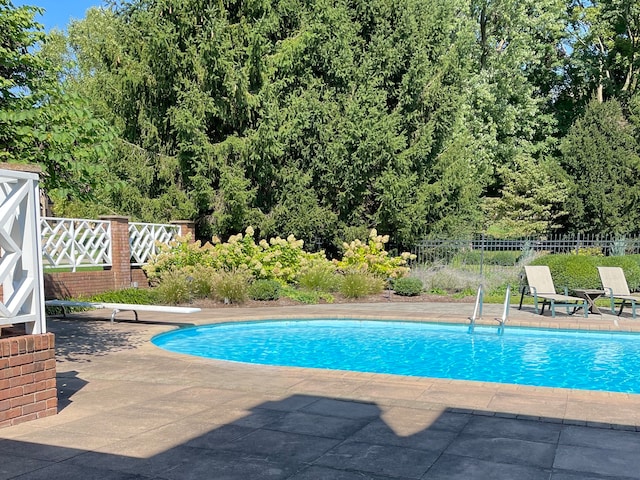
[43, 269, 150, 299]
[44, 270, 115, 299]
[131, 268, 149, 288]
[0, 333, 57, 428]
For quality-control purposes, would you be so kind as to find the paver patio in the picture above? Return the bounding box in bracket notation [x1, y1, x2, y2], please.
[2, 302, 640, 479]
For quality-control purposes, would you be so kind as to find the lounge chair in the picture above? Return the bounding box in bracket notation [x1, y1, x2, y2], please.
[518, 266, 588, 318]
[597, 266, 640, 319]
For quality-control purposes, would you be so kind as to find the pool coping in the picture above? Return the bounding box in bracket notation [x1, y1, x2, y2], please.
[134, 302, 640, 430]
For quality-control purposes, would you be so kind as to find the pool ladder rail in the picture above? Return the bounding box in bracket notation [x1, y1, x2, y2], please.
[468, 285, 484, 332]
[468, 284, 511, 334]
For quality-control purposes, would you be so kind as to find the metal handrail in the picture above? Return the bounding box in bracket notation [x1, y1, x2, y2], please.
[468, 284, 484, 332]
[495, 285, 511, 334]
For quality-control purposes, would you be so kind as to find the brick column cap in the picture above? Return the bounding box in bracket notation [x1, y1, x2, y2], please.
[99, 215, 130, 221]
[171, 220, 195, 238]
[0, 162, 42, 174]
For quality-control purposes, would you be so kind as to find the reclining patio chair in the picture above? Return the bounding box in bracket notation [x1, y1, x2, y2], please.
[518, 266, 588, 318]
[597, 267, 640, 319]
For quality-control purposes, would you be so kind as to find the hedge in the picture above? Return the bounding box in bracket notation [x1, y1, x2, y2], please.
[528, 254, 640, 293]
[453, 250, 521, 266]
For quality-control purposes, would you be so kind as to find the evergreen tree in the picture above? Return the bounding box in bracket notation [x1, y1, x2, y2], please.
[62, 0, 487, 247]
[561, 99, 640, 234]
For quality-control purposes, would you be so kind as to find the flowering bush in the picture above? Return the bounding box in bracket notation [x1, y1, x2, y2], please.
[144, 227, 333, 285]
[333, 229, 415, 279]
[142, 234, 214, 284]
[145, 228, 414, 296]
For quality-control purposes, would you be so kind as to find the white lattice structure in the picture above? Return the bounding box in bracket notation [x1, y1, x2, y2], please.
[0, 169, 46, 334]
[129, 222, 181, 266]
[41, 217, 112, 271]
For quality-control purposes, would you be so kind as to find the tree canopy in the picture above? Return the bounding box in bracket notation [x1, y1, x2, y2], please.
[2, 0, 640, 248]
[0, 0, 115, 197]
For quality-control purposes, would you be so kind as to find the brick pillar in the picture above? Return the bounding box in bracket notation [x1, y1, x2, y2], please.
[101, 216, 132, 290]
[171, 220, 196, 240]
[0, 333, 57, 428]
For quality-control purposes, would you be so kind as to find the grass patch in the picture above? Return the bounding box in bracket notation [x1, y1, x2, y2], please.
[88, 287, 159, 304]
[211, 270, 250, 304]
[340, 273, 384, 298]
[44, 266, 105, 273]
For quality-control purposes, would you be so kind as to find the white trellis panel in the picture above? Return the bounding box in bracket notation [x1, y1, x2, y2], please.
[129, 222, 181, 266]
[41, 217, 112, 271]
[0, 169, 46, 333]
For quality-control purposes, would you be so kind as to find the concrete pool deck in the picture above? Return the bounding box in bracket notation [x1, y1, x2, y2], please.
[3, 301, 640, 479]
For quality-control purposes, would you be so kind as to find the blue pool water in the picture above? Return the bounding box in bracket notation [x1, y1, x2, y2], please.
[152, 319, 640, 393]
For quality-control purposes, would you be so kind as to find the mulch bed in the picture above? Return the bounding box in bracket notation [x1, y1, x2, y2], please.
[190, 292, 475, 309]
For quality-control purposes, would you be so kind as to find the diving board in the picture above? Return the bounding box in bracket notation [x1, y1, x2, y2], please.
[45, 300, 201, 323]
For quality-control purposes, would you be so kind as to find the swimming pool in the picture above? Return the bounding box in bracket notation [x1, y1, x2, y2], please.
[152, 319, 640, 393]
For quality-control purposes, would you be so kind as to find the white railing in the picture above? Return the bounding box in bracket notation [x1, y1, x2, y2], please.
[129, 222, 181, 266]
[0, 169, 46, 334]
[41, 217, 112, 271]
[40, 217, 182, 270]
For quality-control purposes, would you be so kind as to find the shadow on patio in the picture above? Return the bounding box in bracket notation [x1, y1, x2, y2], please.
[2, 393, 640, 479]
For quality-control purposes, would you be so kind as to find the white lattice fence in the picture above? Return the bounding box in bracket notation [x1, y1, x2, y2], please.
[41, 217, 111, 271]
[0, 169, 46, 333]
[129, 222, 181, 266]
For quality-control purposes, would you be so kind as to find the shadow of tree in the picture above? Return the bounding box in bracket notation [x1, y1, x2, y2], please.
[2, 393, 640, 479]
[47, 316, 148, 362]
[47, 314, 194, 362]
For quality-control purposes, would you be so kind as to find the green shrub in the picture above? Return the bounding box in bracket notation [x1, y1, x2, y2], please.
[453, 287, 477, 298]
[529, 254, 640, 293]
[340, 273, 384, 298]
[452, 250, 522, 267]
[453, 250, 520, 266]
[598, 255, 640, 291]
[89, 287, 159, 305]
[280, 286, 334, 304]
[297, 264, 340, 292]
[248, 279, 281, 301]
[611, 237, 629, 256]
[281, 286, 318, 304]
[393, 277, 424, 296]
[154, 270, 192, 305]
[570, 247, 604, 257]
[211, 270, 250, 304]
[451, 250, 480, 265]
[531, 254, 598, 291]
[490, 251, 521, 266]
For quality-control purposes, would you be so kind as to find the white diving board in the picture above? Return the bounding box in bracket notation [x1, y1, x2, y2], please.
[45, 300, 201, 323]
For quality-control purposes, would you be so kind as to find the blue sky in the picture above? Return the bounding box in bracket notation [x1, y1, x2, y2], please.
[14, 0, 106, 31]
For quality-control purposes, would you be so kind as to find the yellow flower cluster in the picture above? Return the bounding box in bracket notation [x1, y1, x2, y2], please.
[334, 229, 415, 279]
